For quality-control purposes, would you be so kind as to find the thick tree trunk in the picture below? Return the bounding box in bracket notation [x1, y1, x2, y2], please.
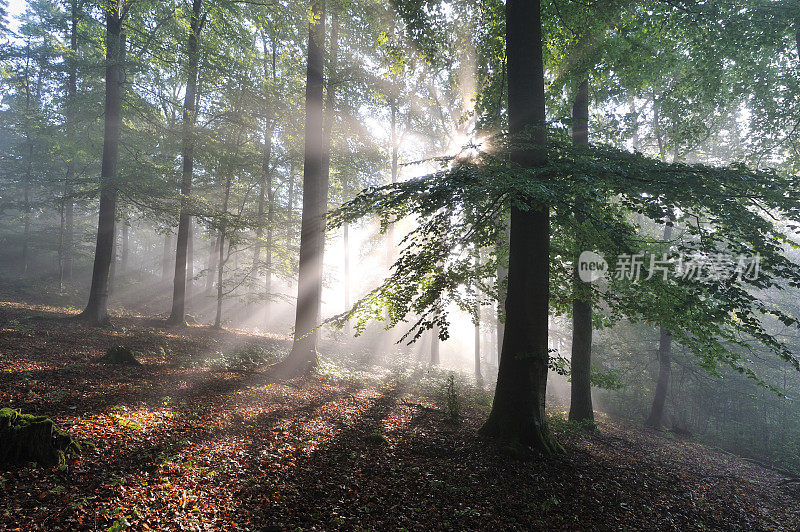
[568, 79, 594, 425]
[276, 0, 327, 376]
[480, 0, 560, 453]
[81, 2, 124, 325]
[168, 0, 203, 325]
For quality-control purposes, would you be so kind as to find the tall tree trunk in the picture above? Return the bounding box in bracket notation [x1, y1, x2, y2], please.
[22, 182, 30, 274]
[121, 222, 129, 273]
[495, 221, 508, 362]
[63, 0, 79, 282]
[646, 224, 674, 428]
[474, 307, 483, 386]
[168, 0, 203, 325]
[343, 220, 351, 335]
[286, 156, 295, 250]
[206, 232, 219, 294]
[480, 0, 560, 453]
[186, 217, 193, 309]
[108, 224, 118, 297]
[646, 323, 673, 428]
[162, 234, 172, 281]
[386, 76, 398, 266]
[214, 175, 233, 329]
[276, 0, 327, 376]
[255, 32, 277, 327]
[568, 79, 594, 425]
[430, 326, 440, 365]
[474, 247, 483, 386]
[80, 1, 125, 325]
[21, 42, 32, 275]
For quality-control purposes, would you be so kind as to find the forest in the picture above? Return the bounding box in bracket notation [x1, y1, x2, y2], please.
[1, 0, 800, 529]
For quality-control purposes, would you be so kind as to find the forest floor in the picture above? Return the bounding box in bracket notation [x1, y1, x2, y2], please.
[1, 300, 799, 531]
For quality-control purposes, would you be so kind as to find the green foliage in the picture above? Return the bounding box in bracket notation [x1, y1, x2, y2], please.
[330, 130, 800, 387]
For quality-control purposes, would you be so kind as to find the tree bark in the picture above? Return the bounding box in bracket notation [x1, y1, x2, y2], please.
[646, 224, 674, 428]
[480, 0, 560, 453]
[63, 0, 79, 283]
[568, 79, 594, 425]
[430, 326, 440, 365]
[167, 0, 203, 325]
[206, 232, 220, 294]
[162, 234, 172, 282]
[646, 324, 673, 428]
[80, 1, 125, 325]
[254, 31, 277, 327]
[276, 0, 327, 376]
[214, 175, 233, 329]
[121, 222, 128, 273]
[343, 220, 351, 335]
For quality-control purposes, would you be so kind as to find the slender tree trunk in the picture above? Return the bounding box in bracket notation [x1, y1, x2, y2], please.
[480, 0, 560, 453]
[108, 224, 118, 297]
[386, 77, 398, 266]
[286, 156, 295, 249]
[22, 182, 30, 274]
[80, 2, 125, 325]
[206, 232, 219, 294]
[214, 231, 225, 328]
[63, 0, 79, 282]
[430, 326, 440, 365]
[474, 247, 483, 386]
[474, 308, 483, 386]
[277, 0, 327, 376]
[58, 195, 66, 290]
[168, 0, 203, 325]
[256, 32, 277, 327]
[21, 42, 32, 275]
[162, 234, 172, 282]
[646, 224, 674, 428]
[343, 220, 351, 335]
[121, 222, 128, 273]
[568, 79, 594, 425]
[496, 221, 508, 362]
[186, 217, 193, 309]
[64, 194, 74, 281]
[214, 175, 233, 329]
